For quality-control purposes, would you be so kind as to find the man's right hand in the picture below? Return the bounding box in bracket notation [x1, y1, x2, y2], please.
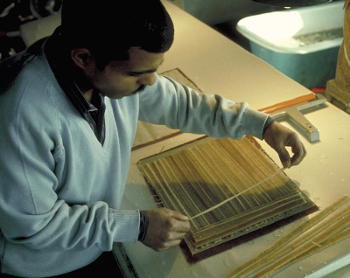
[141, 207, 190, 252]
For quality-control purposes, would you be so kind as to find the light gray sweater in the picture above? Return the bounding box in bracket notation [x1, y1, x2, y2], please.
[0, 47, 268, 277]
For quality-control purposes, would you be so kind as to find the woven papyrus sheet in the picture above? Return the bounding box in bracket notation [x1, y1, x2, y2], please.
[138, 136, 316, 255]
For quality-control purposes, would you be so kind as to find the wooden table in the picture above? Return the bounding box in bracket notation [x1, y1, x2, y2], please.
[114, 2, 350, 278]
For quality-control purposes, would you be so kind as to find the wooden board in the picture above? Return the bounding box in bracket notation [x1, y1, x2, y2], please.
[137, 136, 316, 255]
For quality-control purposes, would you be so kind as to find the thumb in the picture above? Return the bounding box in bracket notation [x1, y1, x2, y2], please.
[171, 210, 189, 221]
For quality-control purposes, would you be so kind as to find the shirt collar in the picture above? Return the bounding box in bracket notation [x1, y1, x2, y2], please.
[44, 27, 103, 116]
[44, 27, 106, 143]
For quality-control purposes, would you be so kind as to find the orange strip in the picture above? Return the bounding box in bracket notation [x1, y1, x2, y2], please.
[259, 93, 316, 114]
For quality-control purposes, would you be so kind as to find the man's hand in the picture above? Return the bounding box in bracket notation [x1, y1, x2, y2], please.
[141, 207, 190, 252]
[263, 121, 306, 168]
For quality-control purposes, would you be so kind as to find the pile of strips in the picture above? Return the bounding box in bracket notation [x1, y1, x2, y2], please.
[226, 194, 350, 277]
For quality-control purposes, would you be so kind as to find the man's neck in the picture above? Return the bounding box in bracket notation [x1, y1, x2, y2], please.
[84, 89, 93, 103]
[71, 69, 94, 102]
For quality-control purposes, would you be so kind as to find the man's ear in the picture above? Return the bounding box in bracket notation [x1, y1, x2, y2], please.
[71, 48, 94, 70]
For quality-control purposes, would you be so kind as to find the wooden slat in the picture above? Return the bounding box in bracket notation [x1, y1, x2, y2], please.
[225, 195, 350, 278]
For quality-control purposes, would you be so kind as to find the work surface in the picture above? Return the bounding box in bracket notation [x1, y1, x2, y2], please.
[114, 1, 350, 277]
[119, 102, 350, 278]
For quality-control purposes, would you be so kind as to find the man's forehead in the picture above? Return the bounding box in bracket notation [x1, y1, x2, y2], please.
[109, 48, 165, 72]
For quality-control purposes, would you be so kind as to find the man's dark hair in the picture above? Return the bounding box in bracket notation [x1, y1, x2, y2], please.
[61, 0, 174, 69]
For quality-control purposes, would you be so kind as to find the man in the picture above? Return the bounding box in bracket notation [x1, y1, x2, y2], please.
[0, 0, 306, 277]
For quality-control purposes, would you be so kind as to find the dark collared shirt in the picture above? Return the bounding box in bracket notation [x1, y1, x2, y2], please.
[44, 28, 106, 144]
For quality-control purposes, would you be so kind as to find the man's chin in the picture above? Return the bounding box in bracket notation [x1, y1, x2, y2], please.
[108, 86, 147, 99]
[133, 85, 146, 95]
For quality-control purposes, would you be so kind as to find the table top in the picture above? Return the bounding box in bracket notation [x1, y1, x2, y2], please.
[157, 1, 312, 110]
[115, 1, 350, 277]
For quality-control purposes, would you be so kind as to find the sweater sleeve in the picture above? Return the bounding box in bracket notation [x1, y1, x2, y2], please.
[138, 75, 269, 140]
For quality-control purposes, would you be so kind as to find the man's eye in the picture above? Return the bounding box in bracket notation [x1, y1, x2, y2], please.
[129, 73, 141, 77]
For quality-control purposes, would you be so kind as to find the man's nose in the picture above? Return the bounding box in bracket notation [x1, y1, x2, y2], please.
[138, 72, 156, 86]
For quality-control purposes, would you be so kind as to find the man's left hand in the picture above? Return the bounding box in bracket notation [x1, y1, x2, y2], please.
[263, 121, 307, 168]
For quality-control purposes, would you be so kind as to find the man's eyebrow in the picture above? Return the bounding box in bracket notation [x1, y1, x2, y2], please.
[129, 68, 157, 75]
[129, 59, 164, 75]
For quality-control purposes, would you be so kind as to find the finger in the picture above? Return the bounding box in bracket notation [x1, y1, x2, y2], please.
[289, 136, 307, 166]
[159, 233, 188, 251]
[277, 146, 291, 168]
[168, 210, 190, 232]
[290, 142, 307, 166]
[170, 210, 189, 221]
[159, 239, 182, 251]
[172, 232, 187, 241]
[173, 219, 190, 233]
